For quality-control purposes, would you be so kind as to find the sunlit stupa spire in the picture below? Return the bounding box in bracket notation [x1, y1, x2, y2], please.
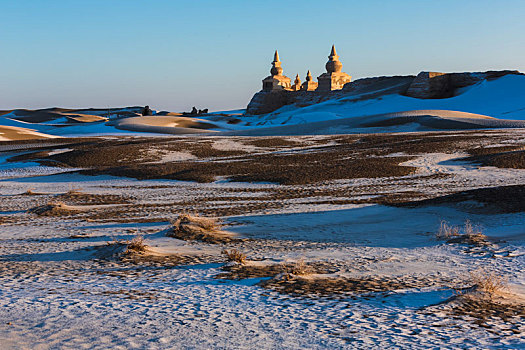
[317, 45, 351, 91]
[262, 50, 291, 91]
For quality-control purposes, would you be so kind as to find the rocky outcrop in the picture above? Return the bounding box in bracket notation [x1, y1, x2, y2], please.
[246, 76, 416, 115]
[246, 70, 523, 115]
[342, 75, 415, 96]
[404, 72, 450, 99]
[246, 90, 291, 115]
[405, 70, 522, 99]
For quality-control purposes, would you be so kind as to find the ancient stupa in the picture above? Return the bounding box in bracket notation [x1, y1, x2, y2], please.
[262, 50, 291, 91]
[291, 74, 302, 91]
[317, 45, 352, 91]
[301, 70, 318, 91]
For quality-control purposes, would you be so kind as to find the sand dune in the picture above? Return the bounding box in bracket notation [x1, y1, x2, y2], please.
[223, 109, 525, 136]
[63, 114, 108, 123]
[8, 108, 75, 123]
[5, 107, 136, 124]
[111, 115, 219, 134]
[0, 125, 57, 141]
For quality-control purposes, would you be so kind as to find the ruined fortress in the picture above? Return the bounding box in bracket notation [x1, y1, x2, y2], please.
[246, 46, 522, 115]
[247, 45, 354, 115]
[262, 45, 351, 93]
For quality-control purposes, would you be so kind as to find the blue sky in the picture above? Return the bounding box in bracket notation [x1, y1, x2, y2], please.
[1, 0, 524, 111]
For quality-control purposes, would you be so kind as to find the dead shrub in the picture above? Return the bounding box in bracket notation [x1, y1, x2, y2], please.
[167, 214, 234, 243]
[125, 235, 148, 253]
[222, 249, 246, 264]
[436, 220, 488, 246]
[176, 213, 219, 231]
[436, 220, 460, 239]
[469, 270, 508, 299]
[463, 219, 481, 236]
[289, 258, 313, 276]
[28, 201, 79, 216]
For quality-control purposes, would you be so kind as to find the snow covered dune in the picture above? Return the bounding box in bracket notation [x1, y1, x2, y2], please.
[231, 74, 525, 135]
[223, 109, 525, 136]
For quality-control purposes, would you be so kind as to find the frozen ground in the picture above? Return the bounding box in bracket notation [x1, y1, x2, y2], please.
[0, 131, 524, 349]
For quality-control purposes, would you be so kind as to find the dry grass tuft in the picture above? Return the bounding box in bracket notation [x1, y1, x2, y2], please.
[436, 220, 460, 239]
[437, 269, 521, 325]
[469, 270, 508, 299]
[289, 258, 313, 276]
[222, 249, 246, 264]
[436, 220, 488, 246]
[125, 235, 148, 253]
[463, 219, 480, 236]
[167, 214, 235, 243]
[28, 201, 79, 216]
[176, 213, 219, 231]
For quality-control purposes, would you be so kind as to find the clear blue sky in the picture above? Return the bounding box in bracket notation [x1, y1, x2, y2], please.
[1, 0, 524, 112]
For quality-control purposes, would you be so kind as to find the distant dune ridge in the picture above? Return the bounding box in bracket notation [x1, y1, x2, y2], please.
[1, 70, 525, 140]
[0, 125, 57, 141]
[109, 115, 218, 134]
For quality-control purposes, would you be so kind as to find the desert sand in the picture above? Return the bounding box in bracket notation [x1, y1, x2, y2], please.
[110, 115, 219, 134]
[1, 73, 525, 349]
[0, 130, 524, 349]
[0, 125, 57, 141]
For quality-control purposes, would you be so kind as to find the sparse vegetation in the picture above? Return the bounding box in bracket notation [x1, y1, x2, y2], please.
[436, 220, 488, 246]
[466, 145, 524, 157]
[14, 131, 513, 185]
[168, 214, 235, 243]
[468, 269, 508, 299]
[28, 201, 79, 216]
[434, 269, 524, 328]
[175, 213, 220, 231]
[289, 258, 312, 276]
[464, 149, 525, 170]
[402, 184, 525, 214]
[436, 220, 460, 239]
[222, 249, 246, 264]
[57, 190, 131, 205]
[259, 275, 418, 297]
[217, 260, 338, 281]
[125, 235, 148, 253]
